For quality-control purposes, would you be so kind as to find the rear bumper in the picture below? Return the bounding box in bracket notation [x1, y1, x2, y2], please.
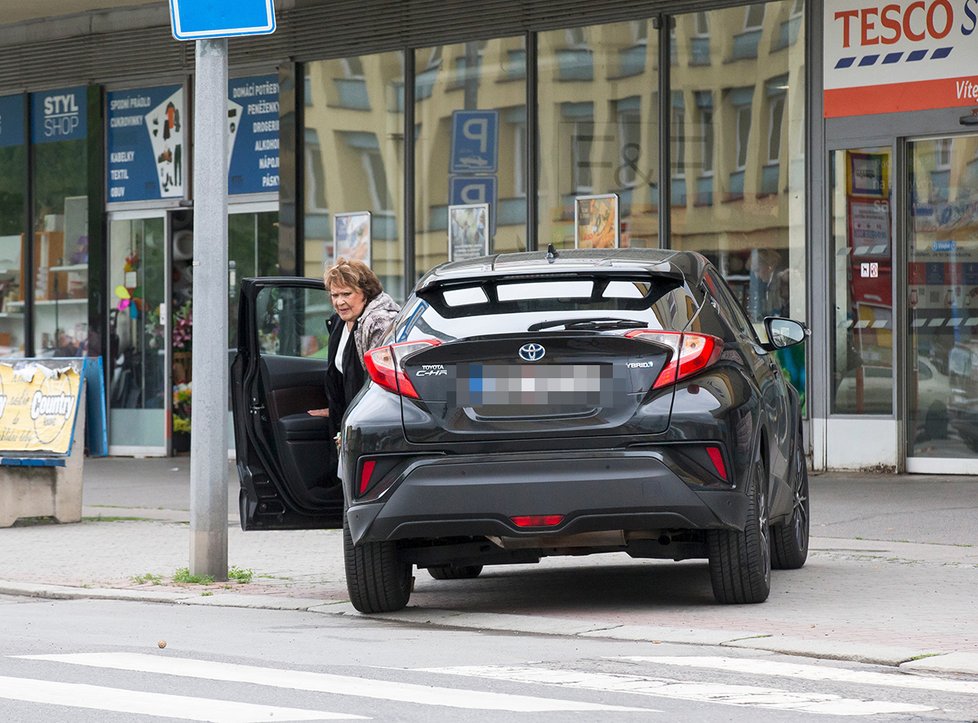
[346, 449, 748, 545]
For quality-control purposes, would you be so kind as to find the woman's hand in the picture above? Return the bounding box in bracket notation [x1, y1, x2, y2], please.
[307, 408, 330, 417]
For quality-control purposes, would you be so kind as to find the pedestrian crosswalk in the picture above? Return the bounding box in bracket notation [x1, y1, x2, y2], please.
[0, 650, 972, 720]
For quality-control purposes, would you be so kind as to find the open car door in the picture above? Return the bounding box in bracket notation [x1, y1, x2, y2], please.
[231, 276, 343, 530]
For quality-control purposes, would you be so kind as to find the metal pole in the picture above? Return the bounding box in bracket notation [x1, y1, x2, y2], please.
[190, 37, 229, 581]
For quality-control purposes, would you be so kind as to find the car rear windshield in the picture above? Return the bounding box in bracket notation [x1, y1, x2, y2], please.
[398, 274, 701, 342]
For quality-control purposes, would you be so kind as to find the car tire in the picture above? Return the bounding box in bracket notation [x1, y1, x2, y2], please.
[707, 453, 771, 604]
[770, 429, 810, 570]
[343, 513, 413, 613]
[428, 564, 484, 580]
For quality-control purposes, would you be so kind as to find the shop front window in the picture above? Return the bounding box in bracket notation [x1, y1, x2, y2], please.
[539, 21, 660, 250]
[30, 87, 89, 357]
[670, 1, 806, 405]
[304, 52, 405, 300]
[414, 37, 527, 278]
[0, 94, 26, 357]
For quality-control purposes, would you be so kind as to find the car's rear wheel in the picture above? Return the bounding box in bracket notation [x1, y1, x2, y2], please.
[428, 564, 484, 580]
[343, 513, 412, 613]
[707, 453, 771, 604]
[770, 429, 810, 570]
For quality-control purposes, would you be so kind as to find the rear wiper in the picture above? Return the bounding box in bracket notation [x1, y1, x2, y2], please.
[527, 317, 649, 331]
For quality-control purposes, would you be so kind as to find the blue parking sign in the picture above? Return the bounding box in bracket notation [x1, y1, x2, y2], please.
[450, 176, 496, 207]
[450, 176, 497, 237]
[450, 110, 498, 173]
[169, 0, 276, 40]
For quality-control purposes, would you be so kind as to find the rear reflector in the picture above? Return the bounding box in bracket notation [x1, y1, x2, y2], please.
[511, 514, 564, 528]
[359, 459, 377, 495]
[706, 446, 728, 482]
[625, 330, 723, 389]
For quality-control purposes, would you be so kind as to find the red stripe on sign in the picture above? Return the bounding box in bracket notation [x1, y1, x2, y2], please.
[824, 76, 978, 118]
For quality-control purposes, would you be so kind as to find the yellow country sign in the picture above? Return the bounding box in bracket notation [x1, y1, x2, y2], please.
[0, 362, 81, 455]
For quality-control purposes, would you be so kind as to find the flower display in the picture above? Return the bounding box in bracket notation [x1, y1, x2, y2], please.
[173, 300, 192, 351]
[173, 382, 192, 434]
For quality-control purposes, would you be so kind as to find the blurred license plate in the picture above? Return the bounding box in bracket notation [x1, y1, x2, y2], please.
[454, 364, 608, 407]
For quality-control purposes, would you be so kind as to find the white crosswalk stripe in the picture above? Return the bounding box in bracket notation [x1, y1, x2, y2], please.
[17, 652, 648, 714]
[416, 663, 935, 716]
[621, 656, 978, 696]
[0, 675, 359, 722]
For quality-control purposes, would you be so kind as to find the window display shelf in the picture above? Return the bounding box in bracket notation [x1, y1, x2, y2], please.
[49, 263, 89, 273]
[33, 299, 88, 306]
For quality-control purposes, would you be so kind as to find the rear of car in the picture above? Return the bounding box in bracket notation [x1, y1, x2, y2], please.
[339, 249, 790, 611]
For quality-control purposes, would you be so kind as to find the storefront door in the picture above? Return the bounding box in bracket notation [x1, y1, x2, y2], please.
[107, 210, 169, 455]
[166, 204, 280, 455]
[905, 134, 978, 472]
[826, 132, 978, 473]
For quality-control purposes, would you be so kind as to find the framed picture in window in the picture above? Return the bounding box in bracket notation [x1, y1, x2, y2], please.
[448, 203, 490, 262]
[846, 151, 889, 198]
[574, 193, 619, 249]
[333, 211, 371, 266]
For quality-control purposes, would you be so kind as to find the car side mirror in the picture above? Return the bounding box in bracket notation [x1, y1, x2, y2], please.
[764, 317, 809, 350]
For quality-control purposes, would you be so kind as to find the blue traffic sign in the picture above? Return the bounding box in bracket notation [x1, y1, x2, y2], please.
[169, 0, 276, 41]
[450, 110, 498, 173]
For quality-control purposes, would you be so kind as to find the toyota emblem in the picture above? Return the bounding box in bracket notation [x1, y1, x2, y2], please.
[518, 343, 546, 362]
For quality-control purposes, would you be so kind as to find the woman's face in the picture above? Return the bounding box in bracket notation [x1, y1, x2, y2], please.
[330, 283, 367, 323]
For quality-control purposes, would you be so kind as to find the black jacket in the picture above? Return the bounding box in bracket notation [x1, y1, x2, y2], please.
[323, 314, 365, 436]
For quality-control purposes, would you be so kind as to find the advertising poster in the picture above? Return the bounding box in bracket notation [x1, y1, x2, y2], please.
[107, 85, 185, 202]
[448, 203, 489, 261]
[848, 198, 890, 258]
[846, 151, 888, 198]
[0, 94, 25, 148]
[574, 193, 619, 249]
[31, 87, 86, 144]
[333, 212, 371, 265]
[0, 360, 82, 454]
[228, 75, 280, 195]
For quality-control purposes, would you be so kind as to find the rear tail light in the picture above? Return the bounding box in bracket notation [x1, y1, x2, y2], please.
[364, 339, 442, 399]
[625, 330, 723, 389]
[511, 514, 564, 528]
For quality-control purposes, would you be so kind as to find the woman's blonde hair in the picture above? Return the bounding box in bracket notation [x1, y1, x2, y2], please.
[324, 257, 383, 301]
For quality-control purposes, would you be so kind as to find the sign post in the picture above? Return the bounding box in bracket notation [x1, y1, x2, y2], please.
[169, 0, 276, 581]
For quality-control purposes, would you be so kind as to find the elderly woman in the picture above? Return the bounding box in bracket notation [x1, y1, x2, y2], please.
[309, 258, 399, 428]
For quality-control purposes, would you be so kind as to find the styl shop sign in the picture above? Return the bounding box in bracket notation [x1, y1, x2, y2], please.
[0, 363, 81, 454]
[824, 0, 978, 117]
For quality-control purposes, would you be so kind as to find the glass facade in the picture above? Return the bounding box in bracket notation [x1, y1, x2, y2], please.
[907, 135, 978, 459]
[830, 147, 894, 416]
[108, 215, 166, 449]
[415, 38, 528, 277]
[31, 87, 89, 357]
[538, 22, 659, 250]
[304, 52, 406, 300]
[0, 94, 26, 357]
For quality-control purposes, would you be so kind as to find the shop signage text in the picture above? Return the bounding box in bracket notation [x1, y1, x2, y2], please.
[107, 85, 185, 202]
[228, 75, 280, 195]
[31, 87, 87, 144]
[824, 0, 978, 117]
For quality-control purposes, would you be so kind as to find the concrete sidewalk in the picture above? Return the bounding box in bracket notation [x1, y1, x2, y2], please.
[0, 456, 976, 679]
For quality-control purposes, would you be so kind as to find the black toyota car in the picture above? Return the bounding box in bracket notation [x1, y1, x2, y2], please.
[231, 248, 810, 613]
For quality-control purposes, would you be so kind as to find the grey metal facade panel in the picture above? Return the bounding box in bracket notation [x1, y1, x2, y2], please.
[0, 0, 757, 89]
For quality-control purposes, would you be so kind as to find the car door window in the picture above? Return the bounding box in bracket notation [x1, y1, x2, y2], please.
[255, 286, 332, 358]
[705, 268, 759, 343]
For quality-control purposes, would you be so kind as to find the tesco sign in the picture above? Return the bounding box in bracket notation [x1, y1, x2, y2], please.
[824, 0, 978, 117]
